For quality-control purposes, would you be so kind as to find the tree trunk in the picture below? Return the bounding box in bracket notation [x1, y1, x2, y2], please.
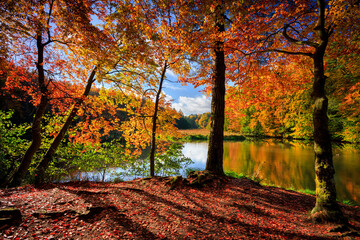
[7, 96, 48, 187]
[34, 66, 97, 185]
[206, 4, 225, 176]
[311, 0, 346, 222]
[310, 52, 345, 223]
[7, 31, 49, 187]
[251, 0, 345, 223]
[309, 0, 345, 223]
[149, 61, 168, 177]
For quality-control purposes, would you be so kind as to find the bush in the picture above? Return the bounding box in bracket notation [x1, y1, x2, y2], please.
[124, 143, 193, 178]
[0, 110, 30, 182]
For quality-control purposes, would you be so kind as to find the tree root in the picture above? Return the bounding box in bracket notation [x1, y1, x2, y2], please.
[328, 224, 360, 237]
[165, 170, 229, 192]
[187, 170, 228, 187]
[310, 207, 348, 224]
[309, 207, 360, 237]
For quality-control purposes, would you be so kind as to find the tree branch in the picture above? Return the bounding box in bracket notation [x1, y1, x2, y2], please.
[255, 49, 314, 58]
[283, 24, 319, 48]
[230, 46, 314, 59]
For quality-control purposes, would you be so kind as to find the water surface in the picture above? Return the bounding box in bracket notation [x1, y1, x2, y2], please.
[183, 140, 360, 204]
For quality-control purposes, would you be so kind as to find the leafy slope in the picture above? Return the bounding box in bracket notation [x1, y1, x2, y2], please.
[1, 178, 359, 239]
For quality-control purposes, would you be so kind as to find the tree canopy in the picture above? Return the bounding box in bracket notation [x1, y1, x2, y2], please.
[1, 0, 359, 224]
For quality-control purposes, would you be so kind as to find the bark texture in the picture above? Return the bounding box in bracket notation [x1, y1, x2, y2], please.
[310, 55, 343, 221]
[310, 0, 345, 223]
[34, 66, 97, 185]
[206, 4, 225, 176]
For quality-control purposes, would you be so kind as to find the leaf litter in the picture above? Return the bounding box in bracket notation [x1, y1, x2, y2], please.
[1, 177, 360, 239]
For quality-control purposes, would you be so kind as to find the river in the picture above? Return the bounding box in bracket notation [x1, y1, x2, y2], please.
[69, 139, 360, 204]
[182, 140, 360, 204]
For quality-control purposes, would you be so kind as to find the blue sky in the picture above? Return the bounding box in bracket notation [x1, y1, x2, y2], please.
[163, 70, 211, 116]
[89, 13, 211, 116]
[95, 69, 210, 116]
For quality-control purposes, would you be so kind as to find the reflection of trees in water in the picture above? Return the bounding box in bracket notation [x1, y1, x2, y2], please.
[222, 140, 360, 203]
[333, 148, 360, 203]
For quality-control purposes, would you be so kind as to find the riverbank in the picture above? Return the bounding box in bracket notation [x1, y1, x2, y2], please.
[1, 177, 359, 239]
[179, 129, 246, 141]
[178, 129, 360, 144]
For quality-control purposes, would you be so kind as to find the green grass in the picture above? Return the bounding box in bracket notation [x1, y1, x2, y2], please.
[285, 187, 315, 195]
[225, 171, 359, 206]
[340, 199, 359, 206]
[188, 135, 208, 140]
[178, 129, 246, 142]
[225, 171, 262, 183]
[224, 135, 246, 141]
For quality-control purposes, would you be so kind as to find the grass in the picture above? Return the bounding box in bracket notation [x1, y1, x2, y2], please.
[340, 199, 359, 206]
[225, 171, 262, 183]
[225, 170, 359, 206]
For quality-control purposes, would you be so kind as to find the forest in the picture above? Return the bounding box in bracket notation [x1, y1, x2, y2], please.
[1, 0, 360, 238]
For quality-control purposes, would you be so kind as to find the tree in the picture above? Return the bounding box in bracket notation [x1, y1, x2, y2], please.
[165, 0, 244, 175]
[110, 0, 192, 177]
[149, 61, 168, 176]
[227, 0, 360, 222]
[225, 56, 314, 138]
[309, 0, 343, 221]
[1, 0, 114, 186]
[34, 66, 97, 185]
[206, 2, 226, 175]
[3, 0, 53, 187]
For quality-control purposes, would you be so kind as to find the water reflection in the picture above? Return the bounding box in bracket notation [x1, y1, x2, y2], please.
[184, 140, 360, 204]
[182, 142, 208, 169]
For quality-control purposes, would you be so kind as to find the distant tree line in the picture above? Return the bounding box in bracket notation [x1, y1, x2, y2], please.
[176, 113, 211, 129]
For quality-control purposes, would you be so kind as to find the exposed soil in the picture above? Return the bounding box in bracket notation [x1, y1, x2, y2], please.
[1, 177, 360, 239]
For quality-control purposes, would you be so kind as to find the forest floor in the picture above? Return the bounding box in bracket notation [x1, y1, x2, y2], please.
[1, 176, 360, 239]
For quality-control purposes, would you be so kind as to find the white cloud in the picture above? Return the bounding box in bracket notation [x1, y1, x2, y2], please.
[172, 95, 211, 115]
[166, 69, 177, 78]
[163, 81, 183, 90]
[182, 142, 208, 165]
[162, 91, 173, 102]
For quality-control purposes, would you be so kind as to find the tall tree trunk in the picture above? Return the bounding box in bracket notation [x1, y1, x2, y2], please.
[310, 45, 345, 222]
[311, 55, 344, 222]
[310, 0, 345, 223]
[34, 66, 97, 185]
[206, 4, 225, 175]
[7, 31, 49, 187]
[149, 61, 168, 177]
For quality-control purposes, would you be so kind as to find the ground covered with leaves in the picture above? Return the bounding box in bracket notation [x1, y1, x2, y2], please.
[1, 176, 360, 239]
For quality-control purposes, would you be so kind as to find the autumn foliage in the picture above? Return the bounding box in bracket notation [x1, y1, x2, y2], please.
[1, 0, 360, 231]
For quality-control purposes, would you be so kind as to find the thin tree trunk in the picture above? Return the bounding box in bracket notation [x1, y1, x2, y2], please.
[34, 66, 97, 185]
[206, 4, 225, 175]
[149, 61, 168, 177]
[7, 31, 49, 187]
